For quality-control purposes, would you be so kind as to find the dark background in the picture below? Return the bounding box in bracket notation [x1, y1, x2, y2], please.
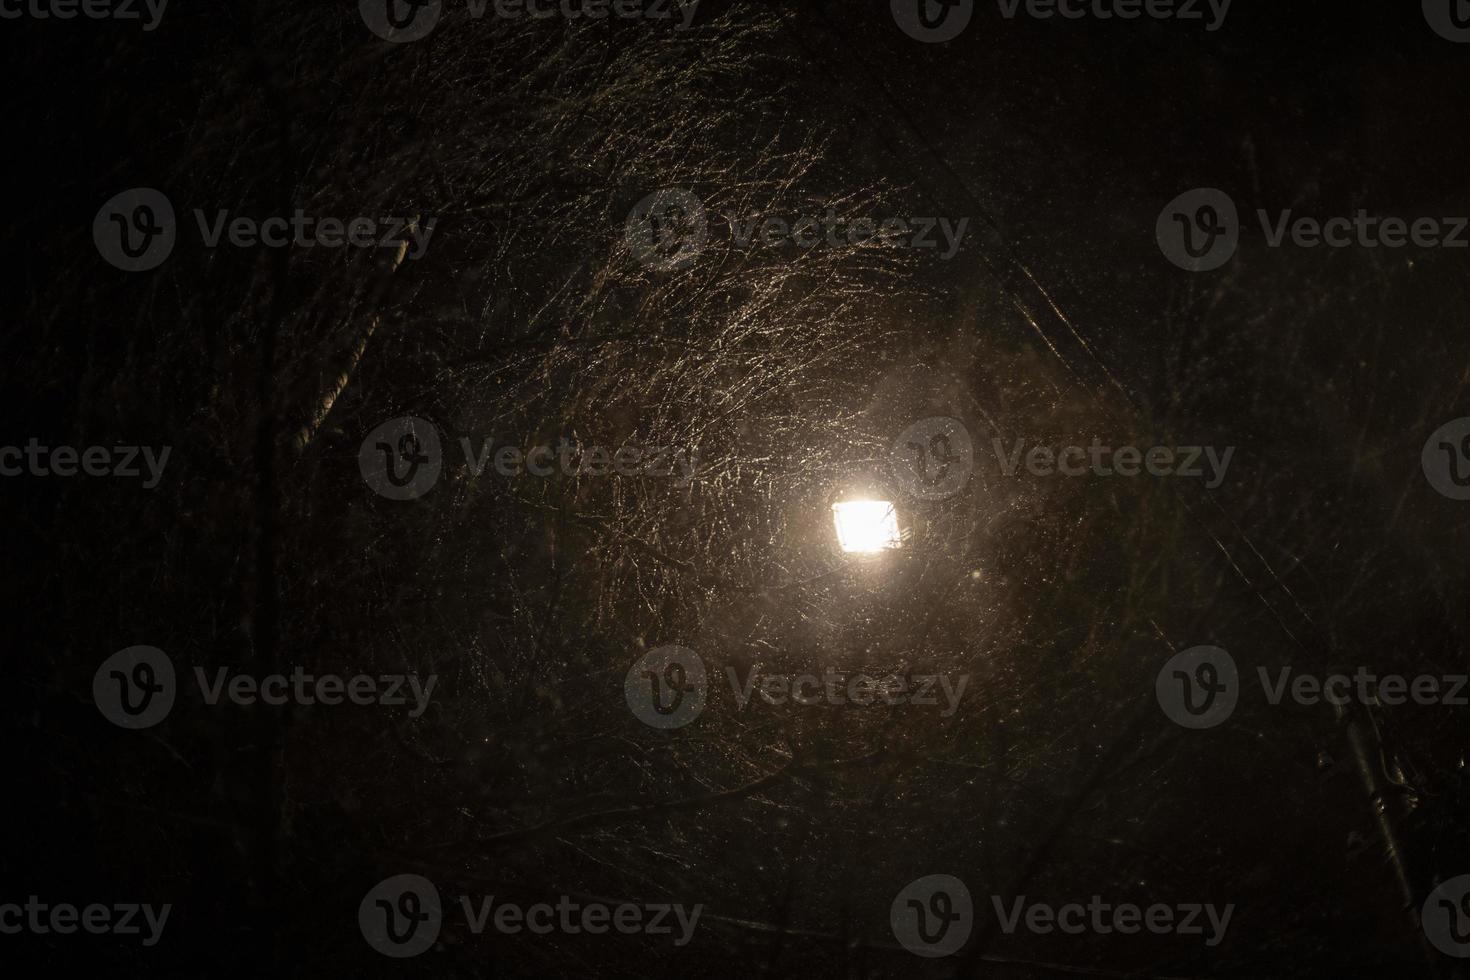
[5, 1, 1470, 976]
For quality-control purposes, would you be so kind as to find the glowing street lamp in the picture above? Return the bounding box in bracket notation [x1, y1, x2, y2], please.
[831, 499, 902, 554]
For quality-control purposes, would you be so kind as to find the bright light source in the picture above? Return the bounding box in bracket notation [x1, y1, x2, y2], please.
[831, 500, 901, 554]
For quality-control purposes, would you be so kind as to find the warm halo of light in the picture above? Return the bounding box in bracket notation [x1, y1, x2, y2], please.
[831, 500, 901, 554]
